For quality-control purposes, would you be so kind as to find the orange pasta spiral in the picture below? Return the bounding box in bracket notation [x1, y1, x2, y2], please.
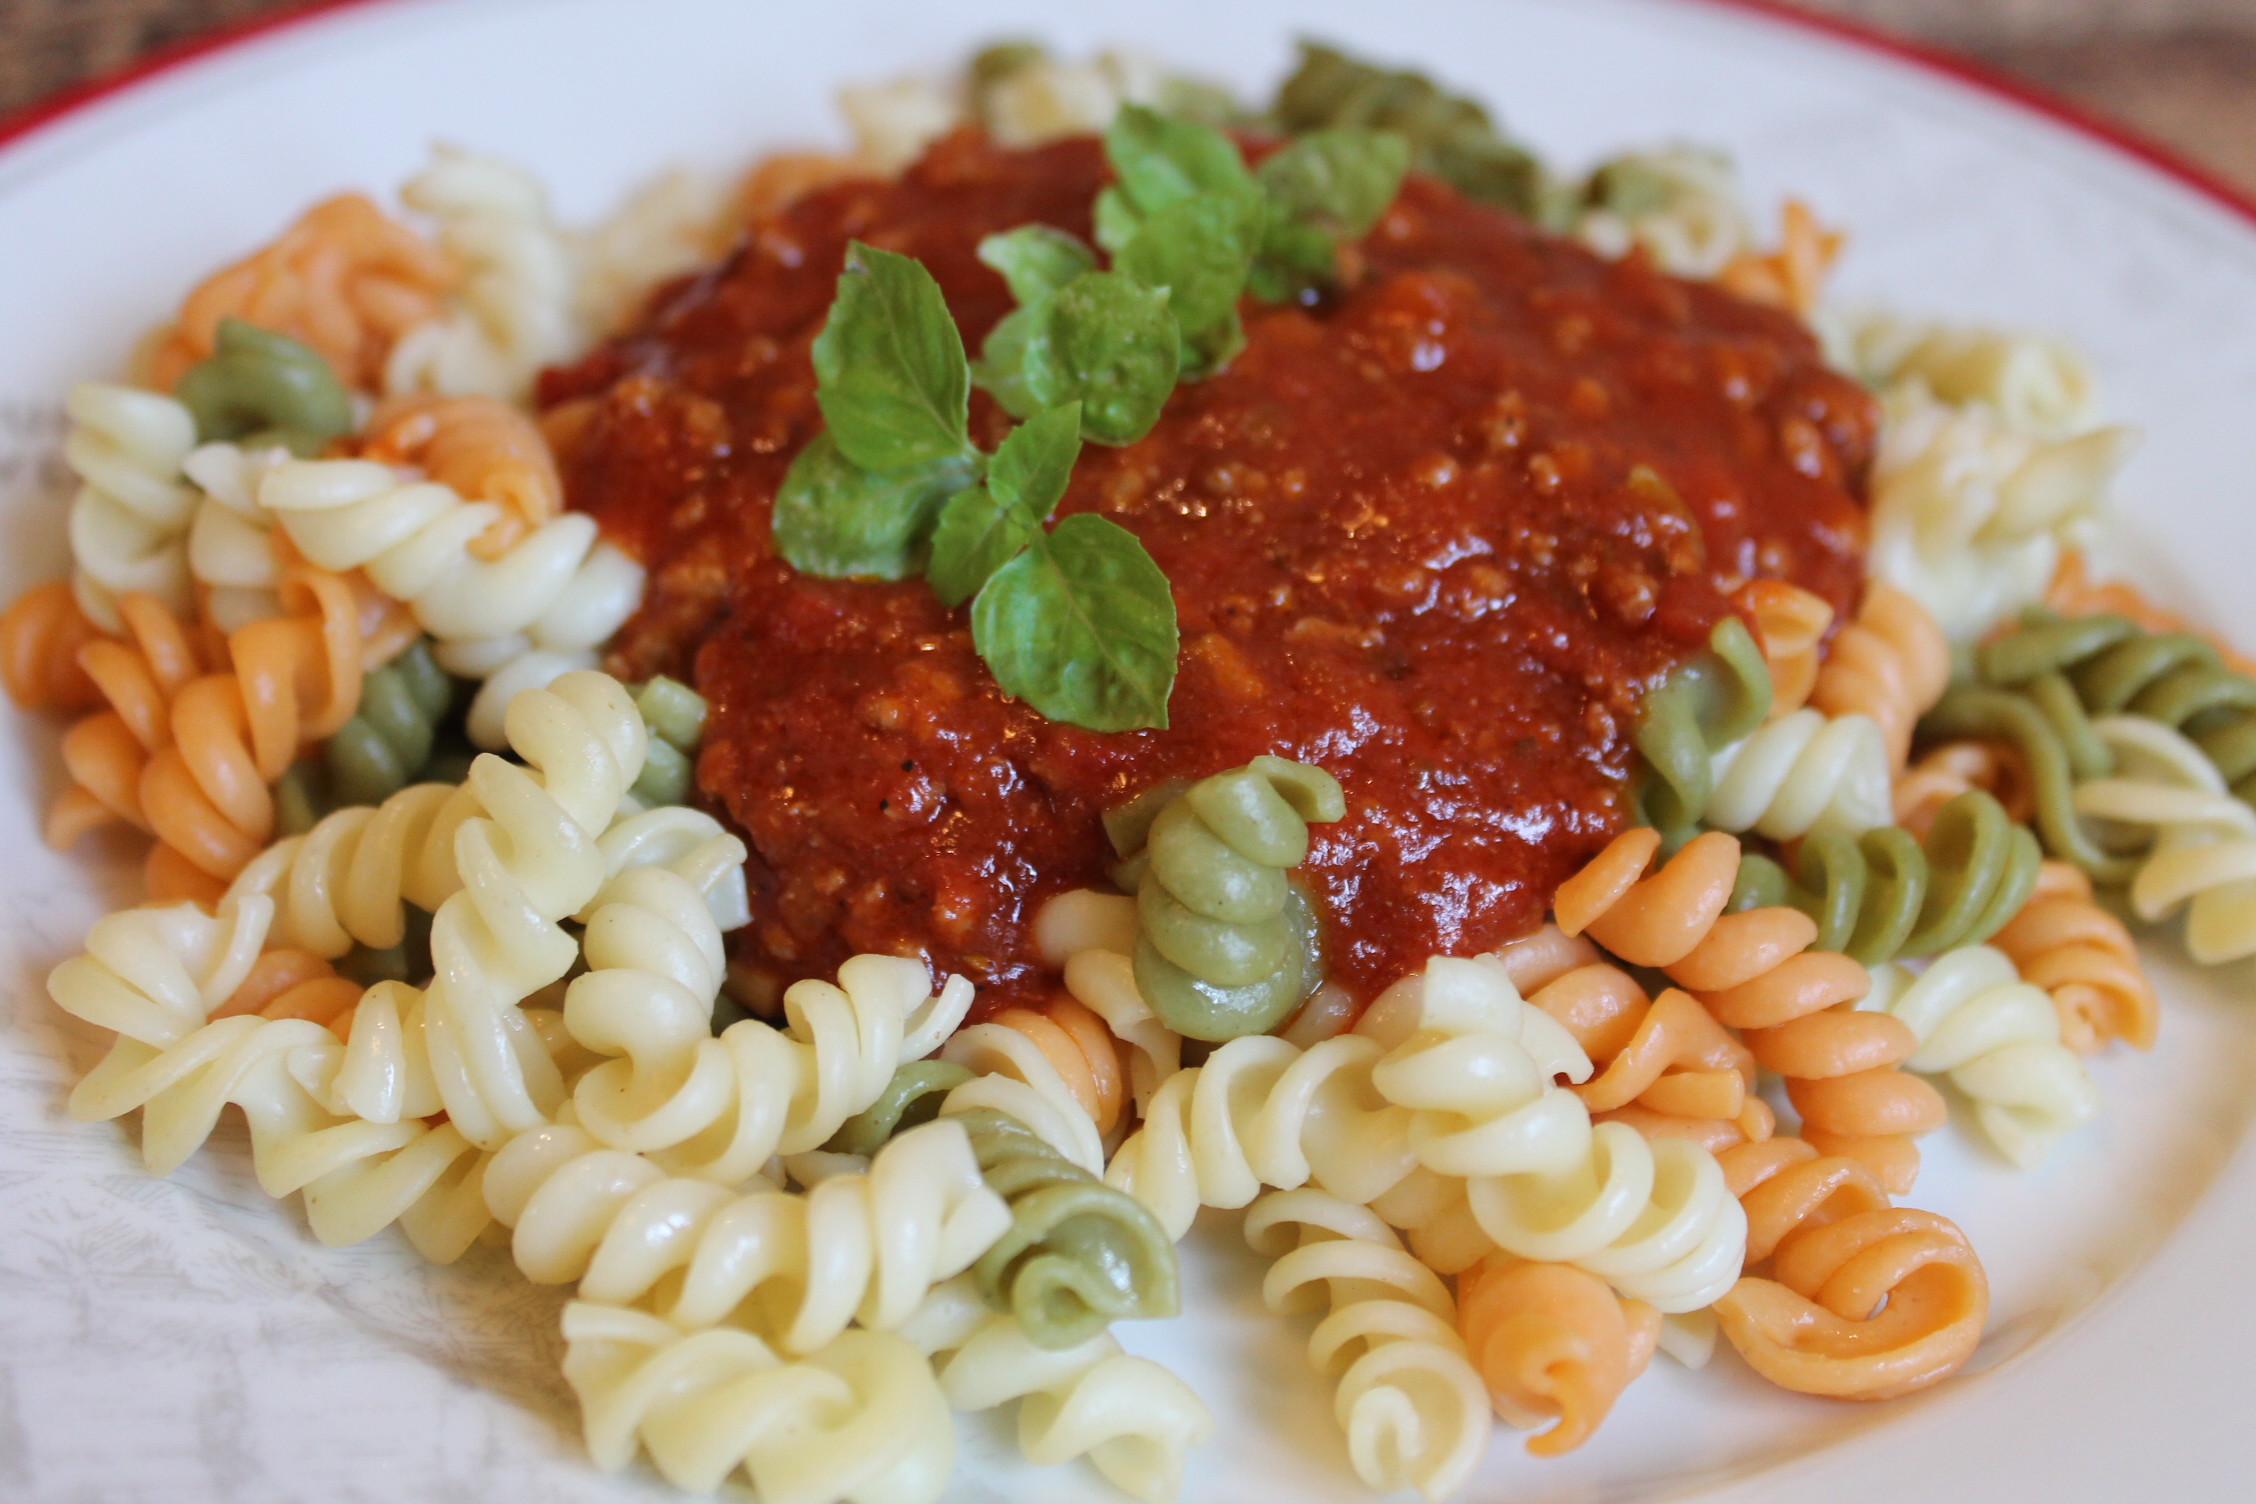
[1497, 924, 1768, 1151]
[46, 591, 212, 848]
[1554, 828, 1945, 1195]
[1712, 1136, 1987, 1400]
[735, 151, 862, 224]
[151, 194, 458, 392]
[1455, 1254, 1659, 1456]
[361, 394, 563, 558]
[0, 579, 109, 714]
[139, 562, 370, 894]
[986, 993, 1130, 1137]
[1893, 739, 2033, 838]
[1809, 581, 1951, 772]
[1734, 579, 1834, 718]
[1716, 198, 1843, 318]
[1990, 860, 2158, 1053]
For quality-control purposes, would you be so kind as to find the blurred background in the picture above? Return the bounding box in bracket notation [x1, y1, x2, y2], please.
[3, 0, 2254, 192]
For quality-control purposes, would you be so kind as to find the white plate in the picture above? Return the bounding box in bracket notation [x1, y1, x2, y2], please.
[1, 2, 2251, 1501]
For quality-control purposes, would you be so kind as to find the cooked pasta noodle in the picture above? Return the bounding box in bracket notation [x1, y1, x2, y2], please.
[174, 318, 354, 454]
[561, 1300, 956, 1504]
[571, 951, 973, 1182]
[1632, 615, 1772, 834]
[46, 590, 209, 847]
[1809, 581, 1951, 772]
[1102, 1028, 1415, 1241]
[2071, 713, 2256, 963]
[988, 995, 1131, 1136]
[1862, 945, 2100, 1166]
[627, 674, 709, 808]
[1830, 312, 2100, 440]
[943, 1107, 1179, 1350]
[0, 579, 108, 714]
[574, 165, 738, 337]
[824, 1060, 976, 1157]
[1107, 755, 1344, 1041]
[1712, 1136, 1988, 1399]
[1990, 859, 2157, 1052]
[258, 456, 645, 746]
[48, 896, 500, 1262]
[1864, 378, 2135, 643]
[1360, 952, 1746, 1311]
[1894, 739, 2033, 838]
[484, 1115, 1009, 1354]
[1244, 1189, 1490, 1501]
[1573, 146, 1753, 279]
[360, 393, 563, 558]
[153, 193, 458, 393]
[900, 1274, 1212, 1504]
[1703, 706, 1892, 842]
[2046, 549, 2256, 679]
[61, 381, 199, 633]
[181, 440, 292, 633]
[1557, 828, 1945, 1195]
[1716, 197, 1842, 318]
[223, 778, 475, 959]
[1735, 579, 1833, 717]
[1455, 1253, 1659, 1456]
[317, 639, 456, 808]
[384, 146, 579, 401]
[1055, 942, 1184, 1115]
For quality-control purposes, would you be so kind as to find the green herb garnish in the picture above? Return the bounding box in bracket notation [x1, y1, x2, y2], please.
[773, 106, 1410, 735]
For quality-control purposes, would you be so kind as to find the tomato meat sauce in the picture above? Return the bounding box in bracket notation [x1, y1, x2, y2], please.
[543, 130, 1876, 1016]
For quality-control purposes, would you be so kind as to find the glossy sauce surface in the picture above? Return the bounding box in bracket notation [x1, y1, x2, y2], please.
[543, 131, 1876, 1010]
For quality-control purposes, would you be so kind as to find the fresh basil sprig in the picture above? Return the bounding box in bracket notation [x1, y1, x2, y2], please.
[774, 241, 1180, 731]
[978, 106, 1410, 410]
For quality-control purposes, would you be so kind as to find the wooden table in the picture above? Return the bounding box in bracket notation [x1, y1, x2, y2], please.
[4, 0, 2252, 195]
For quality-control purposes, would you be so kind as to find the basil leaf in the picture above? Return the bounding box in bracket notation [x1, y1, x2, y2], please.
[1258, 128, 1410, 239]
[811, 241, 972, 472]
[1104, 105, 1256, 216]
[1116, 193, 1261, 377]
[973, 514, 1178, 731]
[1021, 272, 1180, 446]
[974, 302, 1044, 420]
[988, 401, 1084, 516]
[927, 483, 1038, 608]
[1092, 186, 1145, 257]
[773, 432, 977, 579]
[978, 226, 1098, 305]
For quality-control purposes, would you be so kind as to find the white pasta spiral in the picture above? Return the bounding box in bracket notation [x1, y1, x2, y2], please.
[898, 1274, 1213, 1504]
[421, 671, 646, 1148]
[2072, 713, 2256, 963]
[1826, 310, 2100, 440]
[1864, 946, 2101, 1167]
[938, 1020, 1110, 1176]
[63, 381, 199, 632]
[1101, 1031, 1414, 1242]
[48, 897, 498, 1262]
[1365, 956, 1745, 1313]
[1703, 707, 1892, 840]
[258, 456, 645, 745]
[224, 781, 476, 958]
[1572, 146, 1753, 278]
[1243, 1189, 1489, 1502]
[181, 440, 292, 632]
[385, 145, 580, 402]
[1034, 891, 1183, 1114]
[484, 1115, 1008, 1354]
[572, 952, 973, 1183]
[562, 1300, 956, 1504]
[1865, 378, 2136, 643]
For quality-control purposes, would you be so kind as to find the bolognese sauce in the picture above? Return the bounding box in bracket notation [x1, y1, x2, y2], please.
[542, 129, 1876, 1013]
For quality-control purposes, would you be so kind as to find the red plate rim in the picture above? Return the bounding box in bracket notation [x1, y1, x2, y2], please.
[0, 0, 2250, 224]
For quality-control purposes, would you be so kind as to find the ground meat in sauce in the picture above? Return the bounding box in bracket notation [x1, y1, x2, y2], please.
[542, 129, 1877, 1015]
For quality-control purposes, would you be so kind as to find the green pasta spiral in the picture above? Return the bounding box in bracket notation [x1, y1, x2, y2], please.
[628, 676, 709, 807]
[1108, 755, 1346, 1043]
[175, 317, 354, 456]
[1270, 41, 1548, 217]
[1979, 612, 2256, 802]
[1919, 683, 2132, 883]
[1729, 790, 2040, 963]
[1633, 615, 1774, 836]
[324, 640, 456, 809]
[823, 1061, 975, 1158]
[951, 1107, 1179, 1350]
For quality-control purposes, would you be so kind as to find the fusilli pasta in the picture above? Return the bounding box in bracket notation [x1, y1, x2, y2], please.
[1455, 1253, 1658, 1456]
[1809, 581, 1951, 772]
[1990, 859, 2157, 1052]
[61, 381, 199, 633]
[562, 1300, 956, 1504]
[1244, 1189, 1490, 1501]
[2071, 713, 2256, 963]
